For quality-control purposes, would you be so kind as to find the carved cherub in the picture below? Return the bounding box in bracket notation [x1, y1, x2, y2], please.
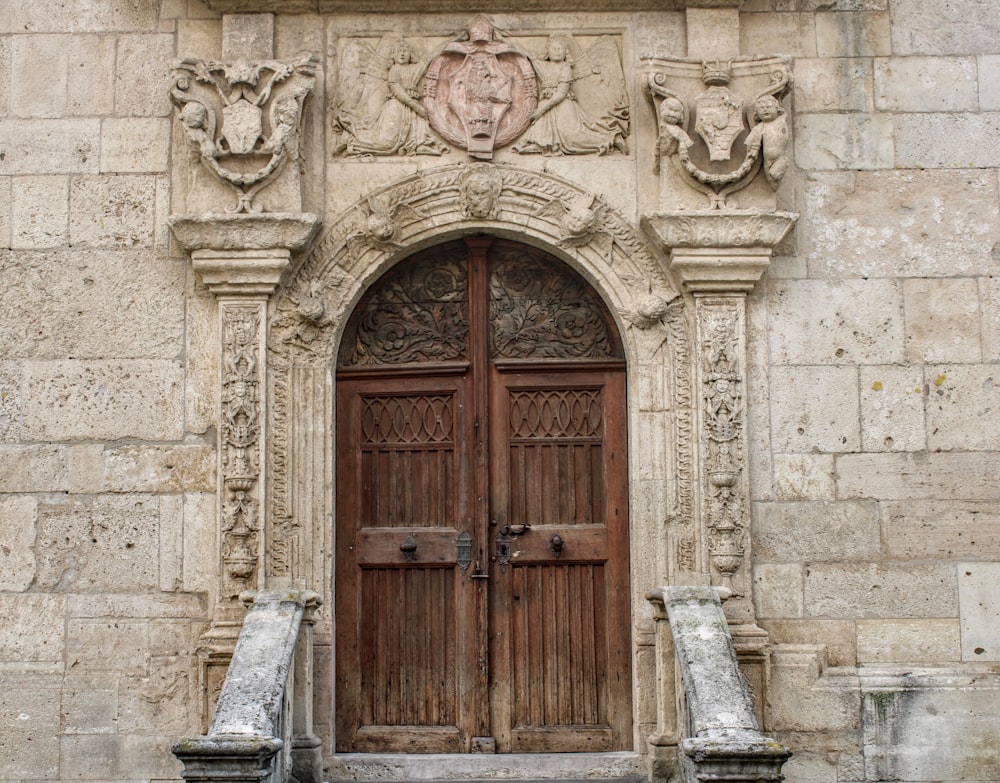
[345, 196, 425, 257]
[460, 164, 503, 219]
[533, 193, 612, 254]
[513, 35, 629, 156]
[744, 94, 789, 189]
[333, 36, 449, 157]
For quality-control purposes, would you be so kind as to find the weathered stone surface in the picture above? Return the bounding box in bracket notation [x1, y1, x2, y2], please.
[793, 57, 873, 113]
[0, 595, 66, 661]
[23, 360, 184, 440]
[980, 275, 1000, 362]
[68, 34, 116, 116]
[104, 445, 216, 493]
[35, 495, 161, 592]
[0, 250, 184, 359]
[874, 56, 978, 113]
[0, 176, 11, 249]
[979, 55, 1000, 111]
[794, 113, 893, 171]
[859, 365, 926, 452]
[804, 563, 957, 618]
[0, 495, 36, 591]
[752, 563, 803, 618]
[856, 619, 961, 663]
[895, 113, 1000, 168]
[815, 11, 890, 57]
[11, 175, 69, 249]
[0, 119, 101, 174]
[740, 12, 818, 56]
[8, 0, 161, 32]
[802, 170, 1000, 277]
[889, 0, 1000, 55]
[837, 451, 1000, 500]
[11, 34, 68, 118]
[66, 592, 206, 620]
[958, 562, 1000, 661]
[769, 365, 860, 453]
[114, 35, 175, 117]
[768, 279, 903, 365]
[760, 618, 857, 666]
[768, 648, 860, 731]
[101, 118, 171, 173]
[0, 675, 62, 778]
[925, 365, 1000, 452]
[686, 8, 739, 58]
[70, 175, 159, 247]
[884, 501, 1000, 560]
[62, 675, 119, 734]
[66, 618, 150, 675]
[904, 278, 981, 363]
[772, 453, 836, 500]
[120, 655, 192, 734]
[752, 500, 881, 561]
[0, 445, 69, 492]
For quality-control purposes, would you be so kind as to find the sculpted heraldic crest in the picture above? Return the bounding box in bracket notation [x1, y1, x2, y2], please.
[332, 15, 630, 160]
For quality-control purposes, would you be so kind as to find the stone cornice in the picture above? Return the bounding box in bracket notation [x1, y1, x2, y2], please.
[169, 213, 320, 254]
[205, 0, 739, 11]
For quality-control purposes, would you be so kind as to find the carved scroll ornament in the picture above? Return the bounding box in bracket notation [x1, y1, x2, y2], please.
[644, 56, 792, 209]
[171, 54, 317, 213]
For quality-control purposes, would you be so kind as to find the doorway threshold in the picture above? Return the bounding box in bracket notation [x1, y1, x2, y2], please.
[327, 752, 647, 782]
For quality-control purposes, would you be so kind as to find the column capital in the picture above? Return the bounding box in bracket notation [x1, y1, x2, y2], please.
[642, 211, 797, 295]
[170, 213, 320, 297]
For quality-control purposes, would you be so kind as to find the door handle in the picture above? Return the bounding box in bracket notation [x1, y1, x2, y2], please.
[399, 536, 417, 561]
[501, 523, 530, 536]
[549, 534, 564, 558]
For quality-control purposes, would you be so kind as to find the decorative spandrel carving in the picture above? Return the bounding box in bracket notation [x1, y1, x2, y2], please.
[170, 54, 317, 213]
[488, 245, 622, 360]
[422, 15, 538, 159]
[534, 193, 612, 254]
[332, 36, 450, 158]
[643, 56, 792, 209]
[338, 246, 470, 367]
[221, 307, 262, 598]
[513, 36, 629, 157]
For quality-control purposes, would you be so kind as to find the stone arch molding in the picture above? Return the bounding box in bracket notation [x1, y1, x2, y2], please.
[264, 162, 696, 607]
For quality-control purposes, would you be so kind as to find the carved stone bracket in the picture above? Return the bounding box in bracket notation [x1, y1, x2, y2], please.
[643, 211, 795, 623]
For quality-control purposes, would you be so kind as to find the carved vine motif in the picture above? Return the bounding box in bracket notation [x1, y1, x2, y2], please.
[701, 303, 747, 595]
[170, 54, 318, 213]
[513, 35, 629, 157]
[338, 250, 470, 367]
[644, 57, 792, 209]
[221, 307, 262, 598]
[489, 247, 620, 360]
[666, 298, 696, 574]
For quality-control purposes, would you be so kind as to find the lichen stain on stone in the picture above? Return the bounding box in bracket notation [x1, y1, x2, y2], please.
[872, 380, 883, 391]
[933, 373, 946, 387]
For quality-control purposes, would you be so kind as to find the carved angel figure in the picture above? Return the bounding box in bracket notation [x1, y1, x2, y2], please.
[743, 94, 789, 188]
[513, 36, 629, 156]
[334, 37, 448, 157]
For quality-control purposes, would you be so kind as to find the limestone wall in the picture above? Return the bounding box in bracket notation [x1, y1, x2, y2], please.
[0, 1, 998, 782]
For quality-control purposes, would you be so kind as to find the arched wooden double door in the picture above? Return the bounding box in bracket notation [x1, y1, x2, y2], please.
[335, 238, 631, 754]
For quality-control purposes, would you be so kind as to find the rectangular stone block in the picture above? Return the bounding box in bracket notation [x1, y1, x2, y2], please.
[773, 453, 836, 500]
[768, 279, 903, 365]
[66, 592, 206, 619]
[222, 13, 274, 60]
[815, 11, 890, 57]
[769, 365, 860, 453]
[10, 34, 68, 118]
[740, 12, 818, 57]
[120, 655, 192, 734]
[768, 649, 860, 732]
[69, 175, 158, 246]
[177, 18, 223, 60]
[760, 618, 857, 666]
[0, 119, 101, 174]
[795, 113, 893, 171]
[685, 8, 739, 58]
[104, 444, 216, 493]
[183, 493, 218, 595]
[890, 0, 1000, 55]
[793, 57, 873, 114]
[0, 445, 68, 493]
[895, 112, 1000, 168]
[11, 175, 69, 249]
[0, 37, 10, 114]
[752, 563, 803, 619]
[752, 500, 881, 562]
[68, 34, 116, 115]
[802, 170, 1000, 278]
[59, 734, 120, 780]
[804, 563, 957, 618]
[23, 360, 184, 440]
[66, 618, 149, 675]
[0, 595, 66, 662]
[980, 55, 1000, 111]
[35, 495, 163, 592]
[0, 176, 11, 249]
[837, 452, 1000, 501]
[874, 56, 978, 112]
[925, 365, 1000, 452]
[0, 495, 37, 591]
[904, 278, 982, 363]
[860, 365, 926, 452]
[980, 275, 1000, 362]
[884, 501, 1000, 560]
[10, 0, 161, 33]
[0, 676, 61, 778]
[959, 562, 1000, 661]
[0, 250, 185, 359]
[114, 34, 175, 117]
[857, 619, 961, 663]
[101, 117, 171, 173]
[62, 679, 119, 734]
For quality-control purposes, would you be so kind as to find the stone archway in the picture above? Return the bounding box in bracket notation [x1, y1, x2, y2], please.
[264, 162, 696, 756]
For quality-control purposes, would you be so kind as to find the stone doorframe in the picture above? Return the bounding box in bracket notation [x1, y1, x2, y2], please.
[170, 161, 796, 757]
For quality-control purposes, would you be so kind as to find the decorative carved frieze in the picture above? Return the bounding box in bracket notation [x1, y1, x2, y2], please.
[170, 54, 318, 213]
[331, 17, 629, 161]
[220, 306, 263, 598]
[643, 56, 792, 209]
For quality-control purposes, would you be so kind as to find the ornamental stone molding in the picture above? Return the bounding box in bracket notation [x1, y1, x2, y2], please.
[204, 0, 740, 12]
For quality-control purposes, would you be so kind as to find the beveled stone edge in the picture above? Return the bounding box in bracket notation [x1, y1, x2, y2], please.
[170, 213, 321, 254]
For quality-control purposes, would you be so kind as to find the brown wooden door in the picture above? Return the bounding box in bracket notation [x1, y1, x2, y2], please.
[335, 239, 631, 753]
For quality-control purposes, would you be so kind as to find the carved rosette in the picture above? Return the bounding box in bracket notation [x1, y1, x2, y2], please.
[170, 54, 318, 213]
[699, 300, 747, 596]
[221, 306, 263, 598]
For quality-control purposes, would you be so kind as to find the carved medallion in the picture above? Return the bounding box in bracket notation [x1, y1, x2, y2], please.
[422, 15, 537, 159]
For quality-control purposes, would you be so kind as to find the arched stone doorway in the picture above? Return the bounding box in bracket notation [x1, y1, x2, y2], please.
[333, 236, 632, 753]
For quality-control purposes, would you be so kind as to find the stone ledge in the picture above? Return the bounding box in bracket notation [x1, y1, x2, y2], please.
[169, 213, 320, 255]
[205, 0, 739, 11]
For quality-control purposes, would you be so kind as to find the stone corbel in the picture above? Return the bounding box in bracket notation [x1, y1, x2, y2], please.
[642, 211, 795, 622]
